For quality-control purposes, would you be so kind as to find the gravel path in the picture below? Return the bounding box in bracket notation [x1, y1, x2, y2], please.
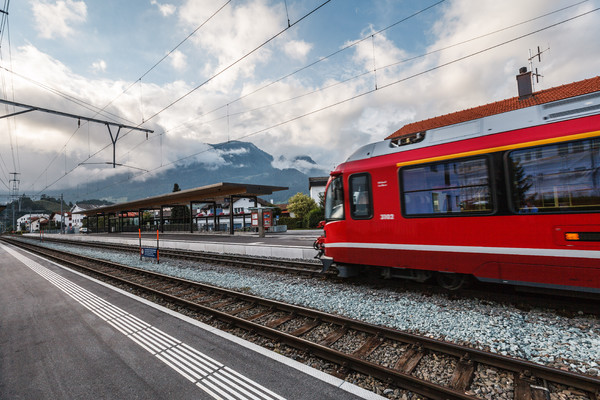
[36, 240, 600, 376]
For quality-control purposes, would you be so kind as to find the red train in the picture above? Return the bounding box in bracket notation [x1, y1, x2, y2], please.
[317, 72, 600, 293]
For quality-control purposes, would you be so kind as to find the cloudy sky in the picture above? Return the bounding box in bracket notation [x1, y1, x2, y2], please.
[1, 0, 599, 200]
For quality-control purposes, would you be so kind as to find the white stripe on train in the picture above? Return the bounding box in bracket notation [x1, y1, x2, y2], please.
[324, 242, 600, 259]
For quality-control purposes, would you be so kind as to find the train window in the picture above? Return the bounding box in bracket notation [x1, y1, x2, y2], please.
[401, 157, 492, 216]
[349, 173, 373, 219]
[324, 176, 345, 220]
[508, 138, 600, 213]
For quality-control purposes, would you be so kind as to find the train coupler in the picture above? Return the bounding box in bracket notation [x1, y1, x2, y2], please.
[313, 236, 325, 258]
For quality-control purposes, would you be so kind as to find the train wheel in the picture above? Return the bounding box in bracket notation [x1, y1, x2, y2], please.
[435, 272, 471, 290]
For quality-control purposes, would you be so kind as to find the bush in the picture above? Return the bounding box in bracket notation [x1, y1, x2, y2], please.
[278, 216, 303, 229]
[304, 208, 324, 228]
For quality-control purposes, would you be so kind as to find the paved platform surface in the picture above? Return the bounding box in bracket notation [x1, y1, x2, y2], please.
[29, 230, 321, 260]
[0, 242, 380, 400]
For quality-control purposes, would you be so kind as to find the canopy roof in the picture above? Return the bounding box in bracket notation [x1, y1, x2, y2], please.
[76, 182, 288, 216]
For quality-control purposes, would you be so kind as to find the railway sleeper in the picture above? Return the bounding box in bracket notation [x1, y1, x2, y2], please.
[352, 334, 384, 359]
[319, 326, 348, 347]
[289, 320, 320, 337]
[449, 354, 476, 392]
[394, 344, 426, 375]
[227, 303, 256, 316]
[265, 314, 295, 329]
[515, 371, 550, 400]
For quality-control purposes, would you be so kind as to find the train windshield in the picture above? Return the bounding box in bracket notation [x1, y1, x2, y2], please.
[325, 175, 345, 220]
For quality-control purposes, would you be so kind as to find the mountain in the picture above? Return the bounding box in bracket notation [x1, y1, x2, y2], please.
[54, 141, 329, 204]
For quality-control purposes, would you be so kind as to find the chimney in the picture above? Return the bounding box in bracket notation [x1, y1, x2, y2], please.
[516, 67, 533, 100]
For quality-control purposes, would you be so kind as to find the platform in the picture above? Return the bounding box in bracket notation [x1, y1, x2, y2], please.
[0, 242, 380, 400]
[27, 229, 321, 260]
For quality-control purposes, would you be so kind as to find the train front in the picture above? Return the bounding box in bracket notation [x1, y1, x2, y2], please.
[315, 170, 345, 273]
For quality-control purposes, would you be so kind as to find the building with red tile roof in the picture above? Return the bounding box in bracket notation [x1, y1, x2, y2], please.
[386, 75, 600, 140]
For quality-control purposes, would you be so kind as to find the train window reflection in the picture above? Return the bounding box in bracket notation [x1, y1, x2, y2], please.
[401, 157, 492, 216]
[325, 176, 345, 220]
[508, 138, 600, 213]
[349, 173, 373, 219]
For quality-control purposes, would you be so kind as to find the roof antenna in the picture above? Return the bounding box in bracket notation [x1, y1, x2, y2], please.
[528, 45, 549, 91]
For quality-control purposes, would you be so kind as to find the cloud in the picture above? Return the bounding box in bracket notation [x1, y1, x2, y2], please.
[283, 40, 313, 62]
[30, 0, 87, 39]
[4, 1, 600, 197]
[151, 0, 176, 17]
[177, 0, 285, 86]
[91, 59, 107, 73]
[169, 50, 187, 71]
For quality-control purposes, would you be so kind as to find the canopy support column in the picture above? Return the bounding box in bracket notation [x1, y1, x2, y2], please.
[190, 201, 194, 233]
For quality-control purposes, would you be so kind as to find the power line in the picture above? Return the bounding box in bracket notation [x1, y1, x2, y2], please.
[33, 0, 334, 195]
[22, 2, 597, 199]
[153, 0, 587, 142]
[99, 0, 232, 114]
[159, 0, 446, 137]
[79, 5, 599, 199]
[5, 1, 232, 195]
[129, 0, 333, 133]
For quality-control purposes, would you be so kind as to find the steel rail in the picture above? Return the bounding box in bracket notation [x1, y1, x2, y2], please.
[4, 237, 599, 399]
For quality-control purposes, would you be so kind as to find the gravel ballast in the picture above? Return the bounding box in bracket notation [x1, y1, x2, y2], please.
[35, 241, 600, 377]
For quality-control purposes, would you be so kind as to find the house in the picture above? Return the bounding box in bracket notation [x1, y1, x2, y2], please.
[274, 203, 291, 218]
[71, 203, 102, 227]
[16, 213, 49, 232]
[309, 177, 328, 205]
[30, 217, 49, 232]
[50, 212, 73, 229]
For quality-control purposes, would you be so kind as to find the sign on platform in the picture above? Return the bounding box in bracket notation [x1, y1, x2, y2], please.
[263, 210, 272, 227]
[141, 247, 158, 259]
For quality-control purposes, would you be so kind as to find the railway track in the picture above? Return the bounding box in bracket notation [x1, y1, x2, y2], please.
[4, 237, 599, 400]
[20, 236, 600, 318]
[31, 236, 333, 276]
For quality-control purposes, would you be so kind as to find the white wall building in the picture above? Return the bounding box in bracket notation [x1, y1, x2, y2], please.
[71, 204, 101, 227]
[16, 213, 49, 231]
[51, 212, 73, 230]
[309, 177, 328, 205]
[30, 217, 49, 232]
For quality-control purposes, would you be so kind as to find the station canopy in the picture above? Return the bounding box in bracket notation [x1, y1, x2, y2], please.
[75, 182, 288, 216]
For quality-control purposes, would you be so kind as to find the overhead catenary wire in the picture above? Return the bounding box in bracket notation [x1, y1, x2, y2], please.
[0, 0, 18, 194]
[123, 0, 333, 136]
[17, 1, 595, 199]
[10, 1, 232, 195]
[77, 6, 599, 199]
[161, 0, 447, 136]
[140, 0, 588, 146]
[30, 0, 334, 195]
[98, 0, 232, 115]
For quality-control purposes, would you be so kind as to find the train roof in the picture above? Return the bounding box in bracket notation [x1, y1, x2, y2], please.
[386, 76, 600, 140]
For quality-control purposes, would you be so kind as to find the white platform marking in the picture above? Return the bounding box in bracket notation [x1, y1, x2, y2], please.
[3, 244, 285, 400]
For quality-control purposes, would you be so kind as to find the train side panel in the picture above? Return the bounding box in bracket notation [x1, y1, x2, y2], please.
[323, 114, 600, 291]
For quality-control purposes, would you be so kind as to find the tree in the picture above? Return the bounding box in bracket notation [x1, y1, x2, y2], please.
[318, 192, 325, 209]
[287, 192, 317, 220]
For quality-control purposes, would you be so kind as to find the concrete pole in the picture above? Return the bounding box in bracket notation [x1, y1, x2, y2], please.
[60, 193, 64, 234]
[258, 208, 265, 238]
